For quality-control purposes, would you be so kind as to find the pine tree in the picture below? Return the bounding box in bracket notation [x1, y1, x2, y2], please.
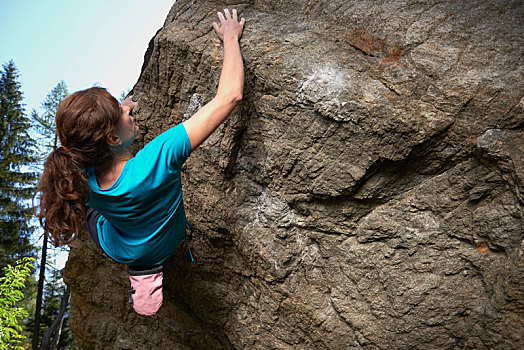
[0, 60, 38, 272]
[30, 81, 73, 350]
[31, 81, 68, 156]
[25, 264, 74, 349]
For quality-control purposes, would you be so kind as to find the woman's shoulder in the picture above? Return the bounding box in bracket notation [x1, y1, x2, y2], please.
[134, 123, 191, 168]
[144, 123, 188, 147]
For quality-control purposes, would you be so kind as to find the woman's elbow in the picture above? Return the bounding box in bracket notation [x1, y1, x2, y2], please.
[217, 91, 243, 105]
[232, 92, 243, 103]
[227, 88, 243, 103]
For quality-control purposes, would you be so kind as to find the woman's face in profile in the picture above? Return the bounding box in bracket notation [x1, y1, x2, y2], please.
[116, 104, 139, 147]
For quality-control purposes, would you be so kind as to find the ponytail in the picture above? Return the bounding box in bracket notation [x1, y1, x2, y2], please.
[35, 87, 121, 246]
[37, 145, 89, 246]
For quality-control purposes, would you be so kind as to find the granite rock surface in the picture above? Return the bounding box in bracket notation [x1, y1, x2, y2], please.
[63, 0, 524, 348]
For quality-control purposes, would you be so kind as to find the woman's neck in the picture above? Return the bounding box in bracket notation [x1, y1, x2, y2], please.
[95, 150, 134, 189]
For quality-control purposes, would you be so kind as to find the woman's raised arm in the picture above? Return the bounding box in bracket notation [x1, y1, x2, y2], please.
[183, 9, 245, 150]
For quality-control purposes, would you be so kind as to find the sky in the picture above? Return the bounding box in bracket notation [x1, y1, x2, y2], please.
[1, 0, 176, 269]
[0, 0, 175, 114]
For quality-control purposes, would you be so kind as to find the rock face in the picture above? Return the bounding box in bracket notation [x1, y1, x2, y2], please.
[63, 0, 524, 348]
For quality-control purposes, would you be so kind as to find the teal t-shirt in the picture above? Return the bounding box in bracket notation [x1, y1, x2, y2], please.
[87, 123, 192, 266]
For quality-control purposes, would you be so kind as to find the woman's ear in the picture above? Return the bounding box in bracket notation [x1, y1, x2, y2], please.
[106, 133, 122, 147]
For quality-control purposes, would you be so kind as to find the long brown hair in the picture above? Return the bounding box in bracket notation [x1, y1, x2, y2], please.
[37, 87, 121, 246]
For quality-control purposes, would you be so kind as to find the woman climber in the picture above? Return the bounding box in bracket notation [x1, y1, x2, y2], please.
[36, 9, 245, 316]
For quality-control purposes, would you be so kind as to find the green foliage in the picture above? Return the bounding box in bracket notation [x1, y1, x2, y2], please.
[0, 60, 38, 272]
[18, 272, 36, 343]
[0, 257, 35, 349]
[25, 264, 75, 349]
[120, 88, 131, 101]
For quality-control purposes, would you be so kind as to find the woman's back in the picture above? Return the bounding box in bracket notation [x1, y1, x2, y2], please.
[87, 123, 192, 266]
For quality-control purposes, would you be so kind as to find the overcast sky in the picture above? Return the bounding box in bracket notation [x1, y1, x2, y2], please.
[0, 0, 175, 114]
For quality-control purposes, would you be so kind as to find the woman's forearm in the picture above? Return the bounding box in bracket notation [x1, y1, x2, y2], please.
[216, 34, 244, 100]
[182, 10, 245, 150]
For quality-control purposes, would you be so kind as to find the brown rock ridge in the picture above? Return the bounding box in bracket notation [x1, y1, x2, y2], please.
[63, 0, 524, 348]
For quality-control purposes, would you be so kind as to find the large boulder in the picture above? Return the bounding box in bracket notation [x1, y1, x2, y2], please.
[63, 0, 524, 348]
